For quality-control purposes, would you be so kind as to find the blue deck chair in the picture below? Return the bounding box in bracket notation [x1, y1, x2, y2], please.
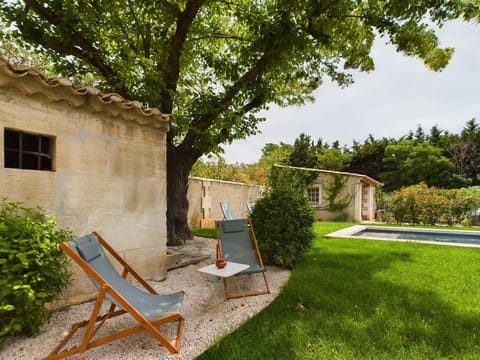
[215, 218, 270, 299]
[246, 202, 255, 215]
[45, 232, 185, 359]
[219, 202, 236, 220]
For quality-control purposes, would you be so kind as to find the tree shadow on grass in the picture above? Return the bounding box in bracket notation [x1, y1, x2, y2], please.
[198, 240, 480, 359]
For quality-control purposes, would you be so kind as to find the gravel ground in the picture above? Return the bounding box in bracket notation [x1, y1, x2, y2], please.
[1, 254, 290, 360]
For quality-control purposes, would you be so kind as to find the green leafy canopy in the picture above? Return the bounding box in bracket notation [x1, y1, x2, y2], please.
[1, 0, 477, 156]
[1, 1, 478, 238]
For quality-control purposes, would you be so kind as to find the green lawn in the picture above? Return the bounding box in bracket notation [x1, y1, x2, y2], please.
[197, 221, 480, 359]
[192, 227, 217, 238]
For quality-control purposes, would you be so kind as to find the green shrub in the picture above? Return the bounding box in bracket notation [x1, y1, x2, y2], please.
[378, 184, 480, 226]
[251, 168, 315, 268]
[0, 201, 73, 345]
[392, 185, 421, 224]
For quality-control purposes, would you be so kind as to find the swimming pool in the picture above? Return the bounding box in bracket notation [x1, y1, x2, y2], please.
[326, 225, 480, 247]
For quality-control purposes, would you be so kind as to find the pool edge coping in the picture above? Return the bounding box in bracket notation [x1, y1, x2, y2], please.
[325, 224, 480, 248]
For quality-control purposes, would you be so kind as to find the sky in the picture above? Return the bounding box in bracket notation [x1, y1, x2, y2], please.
[222, 20, 480, 164]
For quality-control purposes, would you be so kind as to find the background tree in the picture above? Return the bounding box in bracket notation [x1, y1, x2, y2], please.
[194, 117, 478, 195]
[258, 142, 293, 181]
[317, 146, 352, 171]
[288, 133, 324, 186]
[380, 140, 466, 191]
[2, 1, 478, 239]
[190, 157, 268, 185]
[427, 125, 447, 148]
[458, 119, 480, 184]
[347, 135, 392, 179]
[289, 133, 319, 169]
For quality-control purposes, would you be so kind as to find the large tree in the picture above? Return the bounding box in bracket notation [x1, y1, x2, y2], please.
[348, 135, 393, 179]
[447, 118, 480, 184]
[1, 1, 478, 239]
[289, 133, 319, 169]
[381, 140, 462, 190]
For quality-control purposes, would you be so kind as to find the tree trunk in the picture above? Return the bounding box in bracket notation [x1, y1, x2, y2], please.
[166, 145, 202, 243]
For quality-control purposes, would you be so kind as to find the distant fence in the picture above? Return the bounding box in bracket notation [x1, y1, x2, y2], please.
[187, 177, 265, 228]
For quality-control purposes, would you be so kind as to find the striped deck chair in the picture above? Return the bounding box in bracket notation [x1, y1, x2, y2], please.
[44, 232, 184, 359]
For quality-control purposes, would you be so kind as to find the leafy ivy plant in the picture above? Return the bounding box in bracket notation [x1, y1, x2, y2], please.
[324, 174, 351, 212]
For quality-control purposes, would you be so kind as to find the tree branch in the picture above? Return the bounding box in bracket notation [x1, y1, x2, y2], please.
[215, 95, 265, 142]
[126, 0, 146, 55]
[158, 0, 181, 16]
[161, 0, 205, 112]
[190, 34, 252, 42]
[182, 47, 276, 148]
[24, 0, 131, 98]
[240, 95, 264, 115]
[202, 48, 275, 126]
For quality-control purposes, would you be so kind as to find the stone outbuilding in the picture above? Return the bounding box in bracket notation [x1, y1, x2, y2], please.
[0, 55, 171, 306]
[275, 164, 381, 222]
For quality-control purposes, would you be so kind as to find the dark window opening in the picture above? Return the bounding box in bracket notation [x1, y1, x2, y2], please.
[4, 129, 53, 171]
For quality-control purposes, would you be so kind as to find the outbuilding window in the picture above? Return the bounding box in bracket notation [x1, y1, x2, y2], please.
[307, 186, 321, 205]
[4, 129, 54, 171]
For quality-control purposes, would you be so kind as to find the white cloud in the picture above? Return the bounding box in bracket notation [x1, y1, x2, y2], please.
[222, 21, 480, 163]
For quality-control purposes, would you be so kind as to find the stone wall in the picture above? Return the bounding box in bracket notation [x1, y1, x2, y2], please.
[310, 172, 377, 222]
[0, 60, 170, 307]
[187, 177, 265, 228]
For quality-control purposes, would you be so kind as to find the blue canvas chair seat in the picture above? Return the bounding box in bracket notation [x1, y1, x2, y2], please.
[44, 232, 184, 359]
[216, 218, 270, 299]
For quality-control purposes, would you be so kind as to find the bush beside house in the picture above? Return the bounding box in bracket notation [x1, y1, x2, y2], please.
[0, 201, 73, 347]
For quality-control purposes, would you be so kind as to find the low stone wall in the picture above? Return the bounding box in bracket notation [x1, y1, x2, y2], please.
[187, 177, 265, 228]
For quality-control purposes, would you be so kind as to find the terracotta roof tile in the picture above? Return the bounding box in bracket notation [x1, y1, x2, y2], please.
[0, 55, 172, 129]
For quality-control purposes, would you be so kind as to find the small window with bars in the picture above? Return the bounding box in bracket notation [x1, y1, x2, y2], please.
[307, 186, 321, 205]
[4, 129, 54, 171]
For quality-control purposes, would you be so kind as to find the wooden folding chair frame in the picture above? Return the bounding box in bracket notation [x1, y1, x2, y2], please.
[215, 218, 270, 299]
[44, 231, 184, 360]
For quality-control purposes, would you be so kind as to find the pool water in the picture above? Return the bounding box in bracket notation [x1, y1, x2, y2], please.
[354, 228, 480, 245]
[326, 225, 480, 247]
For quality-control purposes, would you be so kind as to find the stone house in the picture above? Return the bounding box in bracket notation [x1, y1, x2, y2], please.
[275, 164, 381, 222]
[0, 55, 171, 306]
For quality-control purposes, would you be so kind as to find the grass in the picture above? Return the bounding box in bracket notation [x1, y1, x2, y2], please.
[192, 227, 216, 238]
[197, 221, 480, 359]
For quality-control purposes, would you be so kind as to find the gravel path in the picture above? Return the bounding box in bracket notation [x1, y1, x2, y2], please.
[1, 253, 290, 360]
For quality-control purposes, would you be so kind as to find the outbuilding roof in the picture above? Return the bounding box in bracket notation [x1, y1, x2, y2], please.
[0, 55, 171, 130]
[274, 164, 382, 186]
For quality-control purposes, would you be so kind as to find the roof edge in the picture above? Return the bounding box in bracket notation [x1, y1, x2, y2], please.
[0, 54, 172, 130]
[273, 164, 382, 186]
